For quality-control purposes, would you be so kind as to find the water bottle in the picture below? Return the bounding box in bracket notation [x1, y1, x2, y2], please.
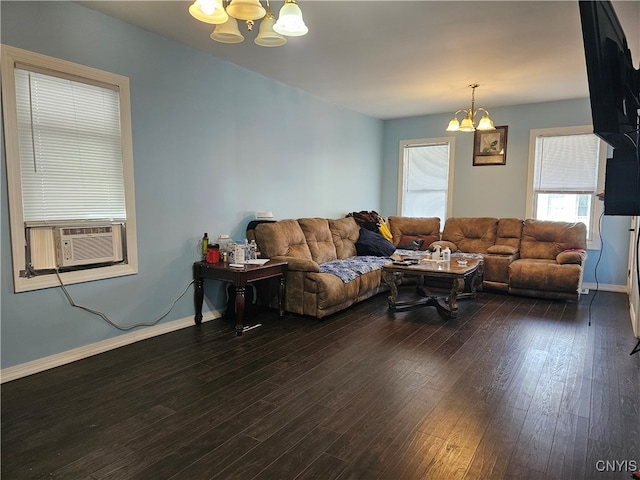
[443, 247, 451, 262]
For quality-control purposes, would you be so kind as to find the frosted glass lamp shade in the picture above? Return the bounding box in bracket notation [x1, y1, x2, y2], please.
[226, 0, 266, 21]
[189, 0, 228, 24]
[446, 117, 460, 132]
[459, 114, 476, 132]
[476, 114, 495, 131]
[210, 17, 245, 43]
[255, 13, 287, 47]
[273, 0, 308, 37]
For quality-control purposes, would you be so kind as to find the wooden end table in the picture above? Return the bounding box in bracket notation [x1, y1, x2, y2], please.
[381, 257, 482, 318]
[193, 260, 287, 335]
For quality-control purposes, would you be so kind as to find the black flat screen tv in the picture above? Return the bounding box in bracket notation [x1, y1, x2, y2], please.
[579, 0, 639, 150]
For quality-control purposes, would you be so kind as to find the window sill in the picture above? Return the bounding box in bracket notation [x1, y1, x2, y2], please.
[13, 263, 138, 293]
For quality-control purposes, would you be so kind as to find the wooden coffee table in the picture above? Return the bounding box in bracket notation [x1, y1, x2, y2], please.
[381, 257, 482, 318]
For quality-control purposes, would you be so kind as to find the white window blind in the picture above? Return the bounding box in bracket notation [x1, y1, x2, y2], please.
[15, 67, 126, 222]
[533, 134, 599, 193]
[401, 142, 450, 220]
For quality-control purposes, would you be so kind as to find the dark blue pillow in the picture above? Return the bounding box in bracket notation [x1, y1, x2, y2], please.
[355, 228, 396, 257]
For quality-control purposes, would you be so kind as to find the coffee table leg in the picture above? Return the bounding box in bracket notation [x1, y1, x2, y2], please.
[382, 270, 399, 308]
[471, 263, 483, 294]
[447, 278, 465, 317]
[235, 286, 245, 336]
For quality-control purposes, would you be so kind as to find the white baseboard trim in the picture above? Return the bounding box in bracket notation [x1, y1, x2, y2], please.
[582, 282, 629, 294]
[0, 310, 222, 384]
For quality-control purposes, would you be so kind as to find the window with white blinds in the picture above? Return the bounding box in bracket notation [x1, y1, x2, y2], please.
[533, 134, 599, 194]
[15, 67, 126, 223]
[528, 126, 606, 248]
[2, 45, 138, 292]
[399, 138, 455, 221]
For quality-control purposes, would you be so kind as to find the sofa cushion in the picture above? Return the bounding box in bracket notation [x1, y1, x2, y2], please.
[388, 216, 440, 248]
[520, 220, 587, 260]
[298, 218, 338, 264]
[329, 217, 360, 259]
[355, 228, 396, 257]
[495, 218, 523, 249]
[442, 217, 498, 253]
[254, 219, 312, 260]
[509, 258, 583, 294]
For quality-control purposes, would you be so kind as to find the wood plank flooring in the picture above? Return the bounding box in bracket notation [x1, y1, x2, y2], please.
[2, 290, 639, 480]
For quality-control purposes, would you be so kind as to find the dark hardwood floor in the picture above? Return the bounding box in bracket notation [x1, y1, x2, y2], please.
[2, 290, 639, 480]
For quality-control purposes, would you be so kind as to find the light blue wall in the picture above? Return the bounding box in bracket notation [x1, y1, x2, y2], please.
[382, 100, 631, 287]
[0, 1, 383, 369]
[1, 1, 631, 371]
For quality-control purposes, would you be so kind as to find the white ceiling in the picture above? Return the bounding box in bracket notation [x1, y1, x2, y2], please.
[79, 0, 640, 120]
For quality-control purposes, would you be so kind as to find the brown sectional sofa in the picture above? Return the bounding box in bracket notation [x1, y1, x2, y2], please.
[389, 216, 587, 301]
[248, 215, 588, 320]
[248, 217, 388, 318]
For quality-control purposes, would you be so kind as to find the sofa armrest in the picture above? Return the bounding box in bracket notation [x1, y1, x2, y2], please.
[271, 255, 320, 272]
[556, 249, 587, 265]
[487, 245, 519, 256]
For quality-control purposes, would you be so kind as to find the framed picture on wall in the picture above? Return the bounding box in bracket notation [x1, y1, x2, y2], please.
[473, 125, 508, 166]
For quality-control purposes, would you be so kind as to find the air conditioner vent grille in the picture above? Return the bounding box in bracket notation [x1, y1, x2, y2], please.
[70, 236, 114, 262]
[54, 225, 117, 267]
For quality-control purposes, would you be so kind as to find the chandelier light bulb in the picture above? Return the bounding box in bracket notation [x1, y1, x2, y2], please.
[273, 0, 308, 36]
[189, 0, 228, 24]
[201, 0, 217, 15]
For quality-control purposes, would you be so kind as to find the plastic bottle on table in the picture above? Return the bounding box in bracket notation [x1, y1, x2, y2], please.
[201, 233, 209, 259]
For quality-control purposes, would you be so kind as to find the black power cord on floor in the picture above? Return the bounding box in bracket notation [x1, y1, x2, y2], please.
[55, 269, 194, 331]
[588, 209, 605, 327]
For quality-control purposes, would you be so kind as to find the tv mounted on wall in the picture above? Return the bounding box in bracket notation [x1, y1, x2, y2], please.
[579, 0, 639, 150]
[579, 0, 640, 216]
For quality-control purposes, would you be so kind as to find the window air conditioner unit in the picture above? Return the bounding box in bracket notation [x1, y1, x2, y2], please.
[54, 225, 117, 267]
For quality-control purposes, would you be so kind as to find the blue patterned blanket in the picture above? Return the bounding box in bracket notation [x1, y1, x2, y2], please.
[319, 256, 392, 283]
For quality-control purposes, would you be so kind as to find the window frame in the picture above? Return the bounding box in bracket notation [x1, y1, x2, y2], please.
[397, 137, 455, 220]
[1, 45, 138, 293]
[526, 125, 607, 250]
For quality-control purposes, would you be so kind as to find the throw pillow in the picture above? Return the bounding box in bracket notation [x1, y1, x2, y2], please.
[356, 228, 396, 257]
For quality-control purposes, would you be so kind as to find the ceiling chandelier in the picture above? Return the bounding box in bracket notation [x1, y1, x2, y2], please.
[446, 84, 495, 132]
[189, 0, 308, 47]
